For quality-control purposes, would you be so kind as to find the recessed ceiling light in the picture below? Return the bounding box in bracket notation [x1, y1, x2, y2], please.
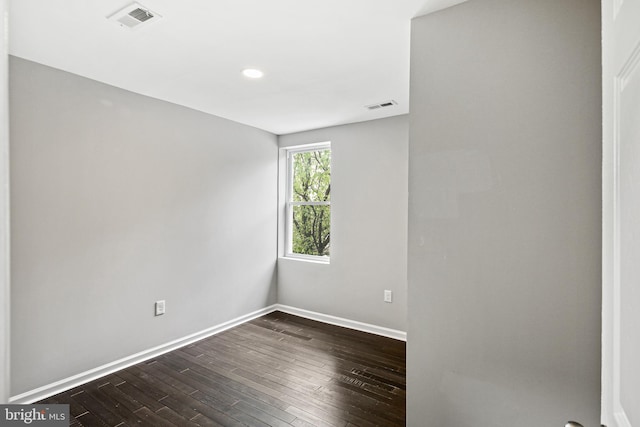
[242, 68, 264, 79]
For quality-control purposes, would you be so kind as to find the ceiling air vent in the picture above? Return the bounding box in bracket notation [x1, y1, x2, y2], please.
[366, 100, 398, 110]
[107, 2, 161, 30]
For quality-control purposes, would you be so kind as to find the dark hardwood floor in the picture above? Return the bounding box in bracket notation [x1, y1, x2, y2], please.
[38, 311, 406, 426]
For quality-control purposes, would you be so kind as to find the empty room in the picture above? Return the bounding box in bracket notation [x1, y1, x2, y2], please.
[1, 0, 636, 426]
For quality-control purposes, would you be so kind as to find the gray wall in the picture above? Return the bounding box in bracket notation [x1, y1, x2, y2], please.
[9, 57, 278, 395]
[278, 116, 408, 332]
[407, 1, 601, 425]
[0, 0, 10, 404]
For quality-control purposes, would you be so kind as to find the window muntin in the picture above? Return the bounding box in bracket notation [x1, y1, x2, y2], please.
[286, 144, 331, 260]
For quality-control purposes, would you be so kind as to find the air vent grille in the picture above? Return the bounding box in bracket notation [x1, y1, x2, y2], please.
[107, 2, 161, 30]
[366, 100, 398, 110]
[129, 8, 154, 22]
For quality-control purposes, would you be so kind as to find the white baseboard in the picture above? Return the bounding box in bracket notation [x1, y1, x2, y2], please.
[10, 304, 405, 404]
[274, 304, 407, 341]
[9, 304, 278, 404]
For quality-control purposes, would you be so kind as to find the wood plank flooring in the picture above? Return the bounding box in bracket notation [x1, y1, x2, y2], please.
[38, 311, 406, 426]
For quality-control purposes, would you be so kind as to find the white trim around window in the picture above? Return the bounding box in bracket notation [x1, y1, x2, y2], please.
[283, 142, 331, 263]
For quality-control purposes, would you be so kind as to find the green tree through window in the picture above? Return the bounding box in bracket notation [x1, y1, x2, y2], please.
[288, 147, 330, 257]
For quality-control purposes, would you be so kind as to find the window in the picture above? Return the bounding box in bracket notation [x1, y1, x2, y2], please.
[286, 143, 331, 260]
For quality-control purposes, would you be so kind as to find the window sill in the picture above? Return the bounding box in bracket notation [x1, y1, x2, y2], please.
[279, 255, 330, 265]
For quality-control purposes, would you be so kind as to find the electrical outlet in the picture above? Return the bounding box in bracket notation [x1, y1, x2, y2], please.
[155, 300, 165, 316]
[384, 290, 393, 303]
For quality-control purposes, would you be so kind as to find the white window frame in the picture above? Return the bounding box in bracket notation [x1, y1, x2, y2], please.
[284, 142, 331, 262]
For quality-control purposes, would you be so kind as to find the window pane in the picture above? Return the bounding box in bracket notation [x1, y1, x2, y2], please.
[292, 205, 330, 256]
[292, 149, 331, 202]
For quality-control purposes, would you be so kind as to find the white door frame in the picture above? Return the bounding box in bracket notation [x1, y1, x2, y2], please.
[602, 0, 640, 425]
[0, 0, 11, 405]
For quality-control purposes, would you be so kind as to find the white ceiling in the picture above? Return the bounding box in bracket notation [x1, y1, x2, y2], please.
[9, 0, 466, 135]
